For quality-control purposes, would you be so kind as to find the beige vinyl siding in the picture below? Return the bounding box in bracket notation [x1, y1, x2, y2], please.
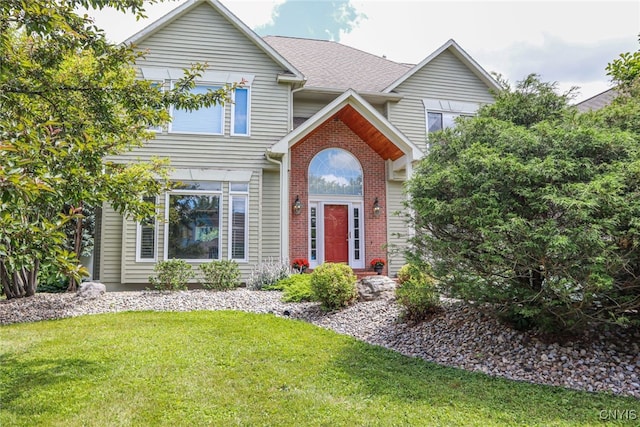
[98, 204, 123, 288]
[114, 3, 291, 169]
[386, 180, 408, 277]
[294, 97, 386, 120]
[261, 170, 281, 260]
[102, 3, 293, 286]
[293, 99, 326, 119]
[388, 50, 495, 153]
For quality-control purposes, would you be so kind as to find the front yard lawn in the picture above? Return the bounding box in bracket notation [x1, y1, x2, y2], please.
[1, 311, 638, 426]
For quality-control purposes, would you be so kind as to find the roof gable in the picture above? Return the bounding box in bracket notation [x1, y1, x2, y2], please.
[125, 0, 303, 81]
[576, 88, 617, 112]
[271, 89, 423, 163]
[264, 36, 411, 92]
[384, 39, 501, 93]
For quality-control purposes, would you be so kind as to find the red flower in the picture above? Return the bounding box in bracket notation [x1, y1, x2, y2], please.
[292, 258, 310, 269]
[370, 258, 386, 267]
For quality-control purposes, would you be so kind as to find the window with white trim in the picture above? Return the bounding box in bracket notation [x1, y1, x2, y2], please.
[166, 181, 222, 260]
[170, 84, 224, 134]
[231, 87, 250, 136]
[424, 98, 479, 133]
[148, 82, 164, 133]
[229, 183, 249, 261]
[137, 196, 157, 262]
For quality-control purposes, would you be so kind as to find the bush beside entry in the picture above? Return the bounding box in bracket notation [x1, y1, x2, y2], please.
[310, 263, 358, 310]
[395, 264, 440, 322]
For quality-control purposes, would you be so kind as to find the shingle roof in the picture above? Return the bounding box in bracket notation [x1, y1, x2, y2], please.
[576, 88, 617, 112]
[263, 36, 412, 92]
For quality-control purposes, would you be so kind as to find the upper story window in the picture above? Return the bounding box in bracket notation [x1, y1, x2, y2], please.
[231, 87, 250, 136]
[139, 67, 255, 137]
[148, 82, 164, 133]
[424, 99, 479, 133]
[309, 148, 363, 196]
[170, 84, 224, 135]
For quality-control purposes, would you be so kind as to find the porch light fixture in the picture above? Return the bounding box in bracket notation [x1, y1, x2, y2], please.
[293, 195, 302, 215]
[373, 197, 381, 218]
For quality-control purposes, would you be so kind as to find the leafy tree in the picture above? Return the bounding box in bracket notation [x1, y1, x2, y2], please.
[0, 1, 232, 298]
[406, 73, 640, 333]
[606, 36, 640, 95]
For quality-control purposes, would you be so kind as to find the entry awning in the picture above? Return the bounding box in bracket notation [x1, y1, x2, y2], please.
[269, 89, 423, 172]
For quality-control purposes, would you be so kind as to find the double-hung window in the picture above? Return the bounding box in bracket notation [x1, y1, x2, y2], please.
[170, 84, 224, 134]
[228, 183, 249, 261]
[137, 196, 158, 262]
[424, 99, 479, 134]
[165, 181, 222, 260]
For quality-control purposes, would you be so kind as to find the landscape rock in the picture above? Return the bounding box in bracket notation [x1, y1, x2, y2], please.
[357, 275, 396, 301]
[1, 288, 638, 399]
[76, 282, 106, 299]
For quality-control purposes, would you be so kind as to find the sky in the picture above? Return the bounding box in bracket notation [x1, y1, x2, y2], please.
[88, 0, 640, 103]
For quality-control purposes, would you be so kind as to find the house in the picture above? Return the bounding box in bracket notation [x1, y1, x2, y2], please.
[93, 0, 500, 290]
[576, 87, 617, 112]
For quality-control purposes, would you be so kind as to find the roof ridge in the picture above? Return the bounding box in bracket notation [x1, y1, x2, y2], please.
[262, 35, 410, 67]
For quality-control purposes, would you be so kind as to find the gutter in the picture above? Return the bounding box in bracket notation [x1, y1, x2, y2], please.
[265, 150, 289, 260]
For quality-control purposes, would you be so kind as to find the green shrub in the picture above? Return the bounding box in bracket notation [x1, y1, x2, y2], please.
[310, 263, 357, 310]
[149, 259, 194, 291]
[276, 274, 315, 302]
[247, 258, 291, 290]
[37, 263, 68, 293]
[200, 260, 241, 290]
[395, 263, 440, 321]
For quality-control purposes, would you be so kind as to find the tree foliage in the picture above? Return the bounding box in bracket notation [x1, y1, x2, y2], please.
[406, 71, 640, 333]
[0, 1, 232, 298]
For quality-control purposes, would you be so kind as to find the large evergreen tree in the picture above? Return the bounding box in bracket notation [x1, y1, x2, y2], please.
[406, 62, 640, 333]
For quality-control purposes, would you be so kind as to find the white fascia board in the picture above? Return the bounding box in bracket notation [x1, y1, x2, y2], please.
[277, 74, 307, 84]
[171, 168, 253, 182]
[383, 39, 502, 93]
[140, 67, 255, 85]
[124, 0, 304, 82]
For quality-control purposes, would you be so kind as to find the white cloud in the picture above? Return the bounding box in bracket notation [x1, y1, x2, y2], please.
[90, 0, 639, 102]
[340, 1, 639, 102]
[328, 150, 360, 172]
[321, 174, 350, 187]
[84, 0, 282, 43]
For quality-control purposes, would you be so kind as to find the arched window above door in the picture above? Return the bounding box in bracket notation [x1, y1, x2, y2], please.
[308, 148, 363, 196]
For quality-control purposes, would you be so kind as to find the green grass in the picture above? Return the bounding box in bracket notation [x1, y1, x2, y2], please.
[1, 311, 638, 426]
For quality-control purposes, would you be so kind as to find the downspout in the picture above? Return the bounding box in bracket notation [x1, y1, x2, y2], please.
[265, 151, 289, 261]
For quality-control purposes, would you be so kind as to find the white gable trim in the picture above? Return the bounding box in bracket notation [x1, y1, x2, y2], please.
[422, 98, 480, 114]
[383, 39, 502, 93]
[124, 0, 304, 82]
[170, 168, 253, 182]
[140, 67, 255, 85]
[270, 89, 423, 167]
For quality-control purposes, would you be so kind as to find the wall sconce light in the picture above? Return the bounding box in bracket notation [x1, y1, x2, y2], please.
[293, 195, 302, 215]
[373, 197, 381, 218]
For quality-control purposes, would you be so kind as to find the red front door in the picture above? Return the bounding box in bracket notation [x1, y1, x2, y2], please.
[324, 205, 349, 263]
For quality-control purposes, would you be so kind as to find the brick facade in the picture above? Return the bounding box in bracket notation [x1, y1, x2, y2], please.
[289, 118, 388, 274]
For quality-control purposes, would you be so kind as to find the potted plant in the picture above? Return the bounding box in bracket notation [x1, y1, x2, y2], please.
[292, 258, 310, 273]
[370, 258, 386, 275]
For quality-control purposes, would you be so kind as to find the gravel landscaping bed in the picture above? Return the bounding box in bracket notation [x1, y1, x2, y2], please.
[1, 289, 638, 399]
